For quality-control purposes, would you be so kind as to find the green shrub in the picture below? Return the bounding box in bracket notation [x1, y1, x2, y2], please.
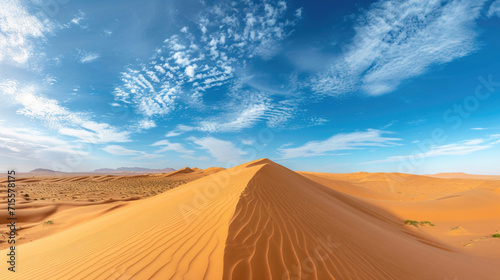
[404, 220, 434, 227]
[404, 220, 419, 226]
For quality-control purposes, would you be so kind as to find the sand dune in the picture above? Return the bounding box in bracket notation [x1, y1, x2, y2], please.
[0, 170, 207, 250]
[161, 167, 197, 178]
[427, 172, 500, 180]
[224, 160, 499, 279]
[202, 167, 226, 175]
[301, 170, 500, 259]
[300, 171, 488, 201]
[0, 159, 498, 279]
[0, 160, 258, 279]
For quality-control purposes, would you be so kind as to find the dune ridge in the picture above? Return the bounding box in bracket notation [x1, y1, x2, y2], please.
[0, 159, 498, 279]
[0, 161, 260, 279]
[223, 160, 499, 280]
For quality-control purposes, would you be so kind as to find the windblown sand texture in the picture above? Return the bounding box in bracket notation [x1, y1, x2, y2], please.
[0, 159, 499, 279]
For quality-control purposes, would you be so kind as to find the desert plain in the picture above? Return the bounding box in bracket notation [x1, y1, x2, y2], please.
[1, 158, 499, 279]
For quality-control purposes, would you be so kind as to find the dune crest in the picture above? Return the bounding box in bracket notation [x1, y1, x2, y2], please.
[0, 159, 498, 279]
[223, 160, 499, 280]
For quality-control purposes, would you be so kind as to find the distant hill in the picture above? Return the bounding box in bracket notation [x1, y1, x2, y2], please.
[93, 167, 175, 174]
[29, 168, 58, 173]
[93, 168, 115, 173]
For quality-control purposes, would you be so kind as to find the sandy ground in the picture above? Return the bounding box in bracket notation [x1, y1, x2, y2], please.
[0, 159, 498, 279]
[0, 167, 220, 249]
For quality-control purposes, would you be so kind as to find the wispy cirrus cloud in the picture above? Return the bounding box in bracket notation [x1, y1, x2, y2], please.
[363, 137, 499, 165]
[167, 92, 300, 134]
[179, 98, 268, 133]
[189, 136, 247, 163]
[0, 0, 55, 66]
[133, 153, 163, 160]
[151, 139, 194, 155]
[0, 1, 87, 69]
[102, 145, 161, 160]
[0, 127, 88, 157]
[488, 0, 500, 17]
[0, 81, 130, 143]
[312, 0, 487, 96]
[113, 0, 302, 122]
[0, 126, 90, 171]
[180, 154, 209, 161]
[102, 145, 141, 156]
[63, 10, 87, 29]
[77, 49, 100, 63]
[164, 130, 183, 137]
[279, 129, 400, 159]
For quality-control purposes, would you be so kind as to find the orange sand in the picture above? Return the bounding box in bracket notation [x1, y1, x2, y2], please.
[0, 159, 498, 279]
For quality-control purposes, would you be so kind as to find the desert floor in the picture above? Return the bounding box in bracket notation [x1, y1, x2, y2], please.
[0, 159, 499, 279]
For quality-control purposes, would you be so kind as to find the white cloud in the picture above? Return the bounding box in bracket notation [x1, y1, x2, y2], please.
[488, 0, 500, 17]
[77, 49, 100, 63]
[190, 136, 247, 163]
[312, 0, 487, 96]
[295, 7, 303, 18]
[165, 130, 183, 137]
[103, 29, 113, 36]
[241, 139, 255, 146]
[279, 129, 400, 159]
[137, 119, 157, 130]
[102, 145, 141, 156]
[180, 154, 209, 161]
[406, 119, 426, 126]
[132, 153, 163, 160]
[63, 10, 86, 29]
[102, 145, 161, 160]
[162, 125, 196, 138]
[0, 127, 81, 153]
[363, 137, 497, 164]
[173, 92, 299, 133]
[44, 75, 57, 85]
[309, 117, 328, 126]
[195, 102, 268, 132]
[113, 0, 301, 120]
[114, 67, 179, 116]
[152, 139, 194, 154]
[58, 123, 129, 143]
[70, 11, 85, 26]
[1, 80, 130, 143]
[0, 126, 90, 171]
[0, 0, 54, 66]
[471, 127, 488, 130]
[185, 64, 197, 77]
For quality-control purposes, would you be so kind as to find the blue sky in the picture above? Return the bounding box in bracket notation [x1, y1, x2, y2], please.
[1, 0, 500, 174]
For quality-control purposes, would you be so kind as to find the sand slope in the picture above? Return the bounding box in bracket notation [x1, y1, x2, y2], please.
[0, 159, 498, 279]
[224, 160, 498, 280]
[0, 162, 260, 279]
[302, 170, 500, 259]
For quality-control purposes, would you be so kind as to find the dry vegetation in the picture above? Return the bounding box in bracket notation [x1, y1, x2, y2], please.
[17, 176, 202, 202]
[0, 171, 211, 250]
